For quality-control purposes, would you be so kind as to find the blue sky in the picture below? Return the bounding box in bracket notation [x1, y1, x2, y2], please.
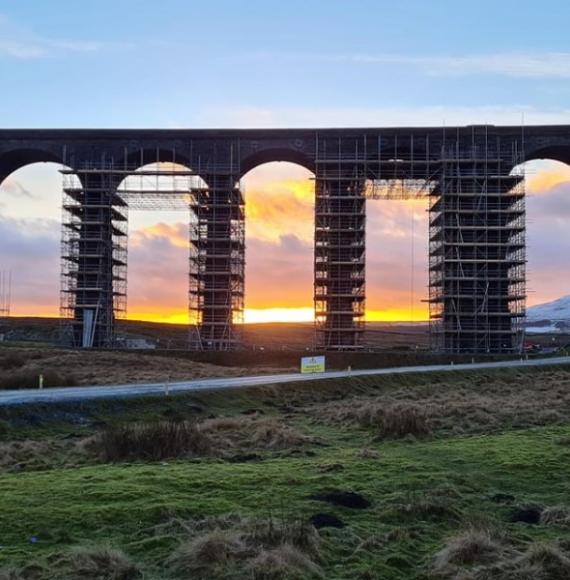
[1, 0, 570, 127]
[0, 1, 569, 321]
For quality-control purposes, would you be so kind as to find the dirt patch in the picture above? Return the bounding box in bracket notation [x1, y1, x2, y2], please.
[311, 491, 370, 510]
[309, 513, 346, 529]
[510, 506, 542, 525]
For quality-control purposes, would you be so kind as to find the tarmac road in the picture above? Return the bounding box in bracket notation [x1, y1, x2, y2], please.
[0, 355, 569, 406]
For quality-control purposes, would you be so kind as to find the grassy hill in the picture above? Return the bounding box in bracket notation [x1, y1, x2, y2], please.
[2, 364, 570, 578]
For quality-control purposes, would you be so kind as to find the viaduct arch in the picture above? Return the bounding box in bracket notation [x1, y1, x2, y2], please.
[1, 125, 570, 353]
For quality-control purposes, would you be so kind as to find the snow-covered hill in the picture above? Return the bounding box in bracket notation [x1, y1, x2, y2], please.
[527, 295, 570, 333]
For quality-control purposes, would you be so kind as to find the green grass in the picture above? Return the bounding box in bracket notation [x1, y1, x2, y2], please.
[1, 425, 570, 578]
[2, 365, 570, 578]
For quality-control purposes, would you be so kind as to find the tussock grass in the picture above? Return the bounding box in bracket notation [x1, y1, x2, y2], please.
[167, 515, 321, 579]
[377, 404, 431, 440]
[312, 369, 570, 437]
[540, 506, 570, 527]
[249, 544, 324, 579]
[508, 542, 570, 579]
[94, 420, 212, 462]
[433, 527, 506, 570]
[0, 416, 314, 472]
[432, 528, 570, 579]
[0, 566, 46, 580]
[0, 438, 88, 472]
[200, 416, 314, 452]
[317, 401, 431, 440]
[61, 546, 142, 579]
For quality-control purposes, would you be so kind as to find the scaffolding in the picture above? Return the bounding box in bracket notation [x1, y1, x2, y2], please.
[315, 129, 526, 353]
[56, 130, 526, 354]
[60, 166, 128, 347]
[0, 271, 11, 318]
[314, 137, 367, 350]
[428, 132, 526, 353]
[59, 152, 245, 351]
[188, 157, 245, 351]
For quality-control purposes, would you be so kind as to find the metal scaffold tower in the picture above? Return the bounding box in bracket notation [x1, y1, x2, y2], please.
[0, 271, 11, 318]
[60, 150, 245, 351]
[315, 136, 367, 350]
[189, 151, 245, 351]
[60, 167, 128, 348]
[428, 130, 526, 353]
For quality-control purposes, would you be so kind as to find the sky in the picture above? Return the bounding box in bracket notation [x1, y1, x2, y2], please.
[0, 0, 569, 323]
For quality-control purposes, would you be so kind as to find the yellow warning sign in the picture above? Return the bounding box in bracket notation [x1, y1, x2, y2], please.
[300, 356, 326, 374]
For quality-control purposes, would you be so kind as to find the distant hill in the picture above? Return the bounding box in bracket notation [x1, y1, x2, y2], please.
[527, 295, 570, 333]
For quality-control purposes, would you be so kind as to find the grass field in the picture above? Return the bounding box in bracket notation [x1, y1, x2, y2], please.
[1, 365, 570, 578]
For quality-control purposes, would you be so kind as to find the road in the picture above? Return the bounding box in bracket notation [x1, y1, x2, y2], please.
[1, 355, 569, 406]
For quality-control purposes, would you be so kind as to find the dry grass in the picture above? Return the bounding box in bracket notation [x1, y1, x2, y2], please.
[0, 369, 77, 390]
[377, 405, 431, 440]
[93, 421, 213, 462]
[169, 528, 247, 576]
[311, 369, 570, 436]
[431, 527, 570, 579]
[540, 506, 570, 527]
[0, 416, 313, 472]
[0, 439, 88, 472]
[433, 528, 506, 571]
[506, 543, 570, 579]
[0, 346, 286, 389]
[166, 515, 321, 579]
[316, 401, 430, 440]
[200, 416, 314, 453]
[249, 544, 324, 579]
[61, 546, 142, 579]
[0, 567, 46, 580]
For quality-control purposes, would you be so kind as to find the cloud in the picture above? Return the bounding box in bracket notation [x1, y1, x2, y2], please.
[0, 178, 36, 199]
[0, 13, 131, 59]
[244, 167, 314, 244]
[131, 222, 188, 249]
[0, 216, 60, 314]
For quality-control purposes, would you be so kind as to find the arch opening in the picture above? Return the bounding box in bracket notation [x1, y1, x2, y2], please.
[116, 162, 207, 347]
[512, 158, 570, 342]
[366, 197, 429, 327]
[0, 162, 75, 333]
[240, 161, 315, 346]
[240, 149, 314, 178]
[0, 149, 65, 183]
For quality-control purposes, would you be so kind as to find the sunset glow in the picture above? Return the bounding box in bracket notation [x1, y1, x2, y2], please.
[0, 159, 569, 322]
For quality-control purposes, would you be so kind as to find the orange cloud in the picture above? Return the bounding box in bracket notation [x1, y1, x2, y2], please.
[525, 160, 570, 194]
[130, 222, 188, 248]
[245, 178, 314, 243]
